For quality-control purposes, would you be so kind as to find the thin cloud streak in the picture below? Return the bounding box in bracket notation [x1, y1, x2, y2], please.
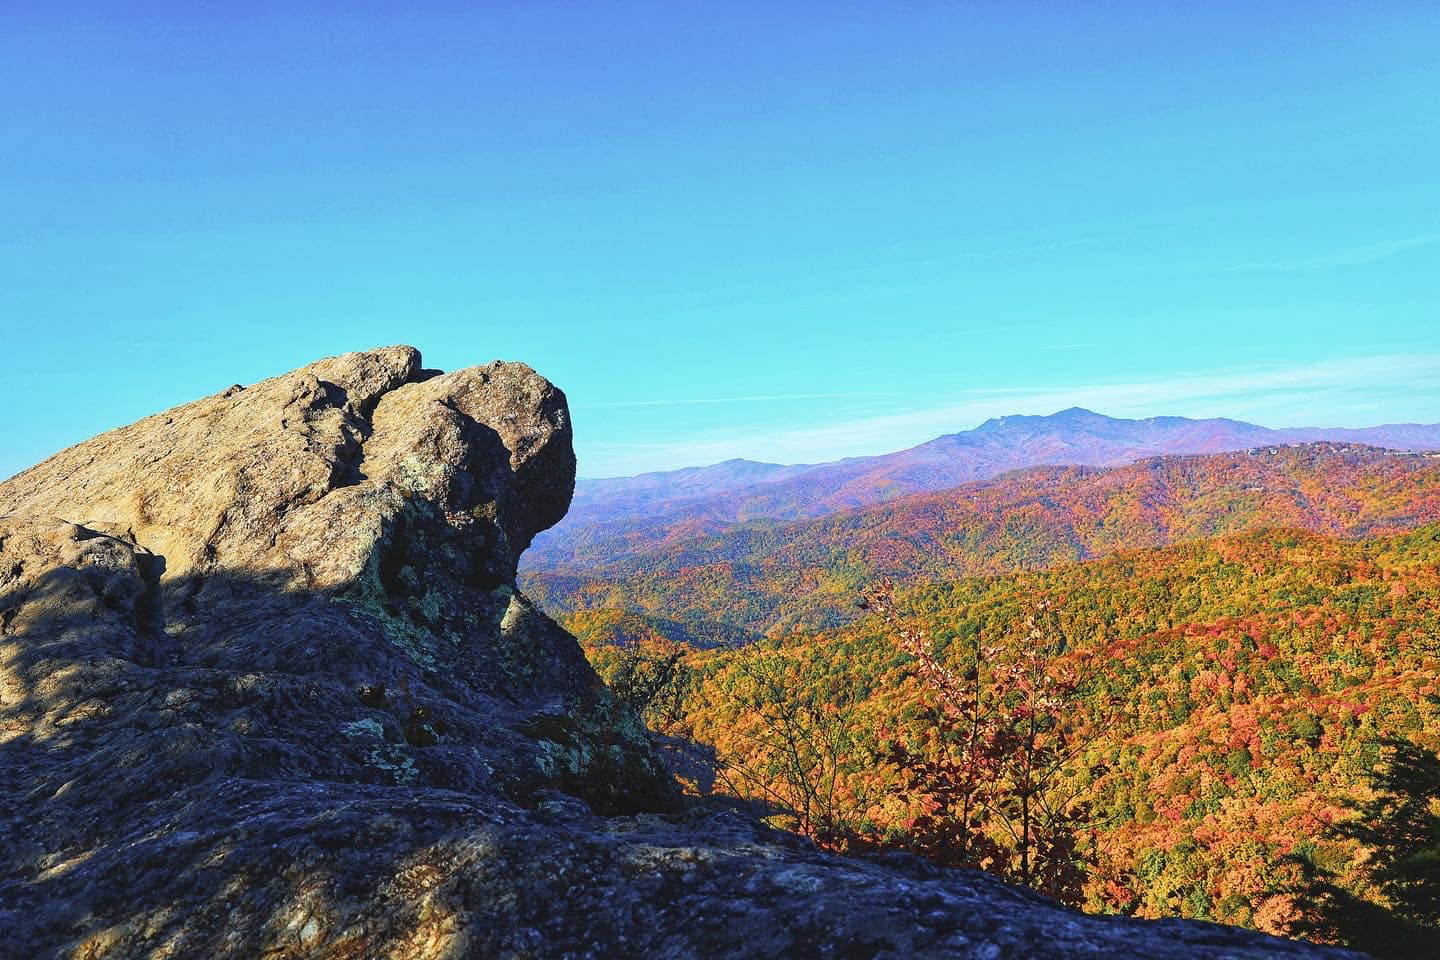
[1231, 234, 1440, 273]
[575, 391, 895, 409]
[577, 354, 1440, 477]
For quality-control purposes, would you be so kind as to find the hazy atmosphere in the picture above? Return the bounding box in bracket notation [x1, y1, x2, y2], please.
[3, 2, 1437, 478]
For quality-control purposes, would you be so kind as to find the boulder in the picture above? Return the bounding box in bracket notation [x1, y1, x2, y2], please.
[0, 348, 1357, 958]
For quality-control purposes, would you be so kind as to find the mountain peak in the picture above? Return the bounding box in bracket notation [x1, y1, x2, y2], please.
[974, 406, 1109, 433]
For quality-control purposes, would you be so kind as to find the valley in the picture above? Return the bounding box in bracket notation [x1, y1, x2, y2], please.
[527, 439, 1440, 642]
[530, 410, 1440, 957]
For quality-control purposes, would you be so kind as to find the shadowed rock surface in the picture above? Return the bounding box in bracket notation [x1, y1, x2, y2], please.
[0, 348, 1359, 959]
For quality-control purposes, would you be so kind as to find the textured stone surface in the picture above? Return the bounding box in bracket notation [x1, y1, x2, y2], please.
[0, 348, 1358, 959]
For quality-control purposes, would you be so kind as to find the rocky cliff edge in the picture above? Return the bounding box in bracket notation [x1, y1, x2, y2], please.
[0, 347, 1357, 959]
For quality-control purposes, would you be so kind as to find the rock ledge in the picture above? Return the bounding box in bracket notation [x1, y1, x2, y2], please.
[0, 348, 1356, 959]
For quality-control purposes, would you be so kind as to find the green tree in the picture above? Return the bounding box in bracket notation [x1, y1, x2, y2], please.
[1287, 737, 1440, 959]
[598, 637, 691, 729]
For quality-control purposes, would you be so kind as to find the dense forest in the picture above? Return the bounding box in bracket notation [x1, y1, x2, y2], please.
[528, 444, 1440, 641]
[572, 521, 1440, 955]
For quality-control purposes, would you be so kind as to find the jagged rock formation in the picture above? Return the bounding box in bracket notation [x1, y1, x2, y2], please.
[0, 348, 1358, 959]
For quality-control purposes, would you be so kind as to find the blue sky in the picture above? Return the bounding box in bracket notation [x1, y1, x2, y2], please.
[2, 2, 1437, 479]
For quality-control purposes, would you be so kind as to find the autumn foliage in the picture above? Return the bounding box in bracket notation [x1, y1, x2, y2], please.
[574, 521, 1440, 949]
[529, 444, 1440, 641]
[861, 587, 1093, 901]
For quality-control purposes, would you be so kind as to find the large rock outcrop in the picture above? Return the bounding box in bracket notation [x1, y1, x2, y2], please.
[0, 348, 1357, 959]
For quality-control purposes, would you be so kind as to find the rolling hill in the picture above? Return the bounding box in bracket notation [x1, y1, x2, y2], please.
[643, 521, 1440, 946]
[525, 443, 1440, 641]
[534, 409, 1440, 570]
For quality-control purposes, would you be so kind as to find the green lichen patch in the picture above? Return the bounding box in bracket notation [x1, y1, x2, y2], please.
[341, 717, 418, 785]
[519, 694, 680, 816]
[343, 718, 386, 739]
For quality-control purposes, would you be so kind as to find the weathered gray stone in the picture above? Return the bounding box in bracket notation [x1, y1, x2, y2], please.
[0, 348, 1358, 959]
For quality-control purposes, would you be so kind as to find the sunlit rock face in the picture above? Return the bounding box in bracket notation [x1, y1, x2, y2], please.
[0, 348, 1357, 959]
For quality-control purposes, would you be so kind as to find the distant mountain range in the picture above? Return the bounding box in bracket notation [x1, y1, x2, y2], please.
[532, 408, 1440, 569]
[526, 442, 1440, 642]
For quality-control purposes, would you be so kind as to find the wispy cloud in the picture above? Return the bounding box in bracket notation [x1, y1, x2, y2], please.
[577, 354, 1440, 476]
[1231, 234, 1440, 273]
[574, 391, 894, 409]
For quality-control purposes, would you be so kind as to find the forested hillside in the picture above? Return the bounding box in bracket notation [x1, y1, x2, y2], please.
[528, 443, 1440, 641]
[580, 522, 1440, 954]
[533, 410, 1440, 574]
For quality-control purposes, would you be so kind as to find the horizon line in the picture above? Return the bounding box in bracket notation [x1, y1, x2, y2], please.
[577, 402, 1440, 482]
